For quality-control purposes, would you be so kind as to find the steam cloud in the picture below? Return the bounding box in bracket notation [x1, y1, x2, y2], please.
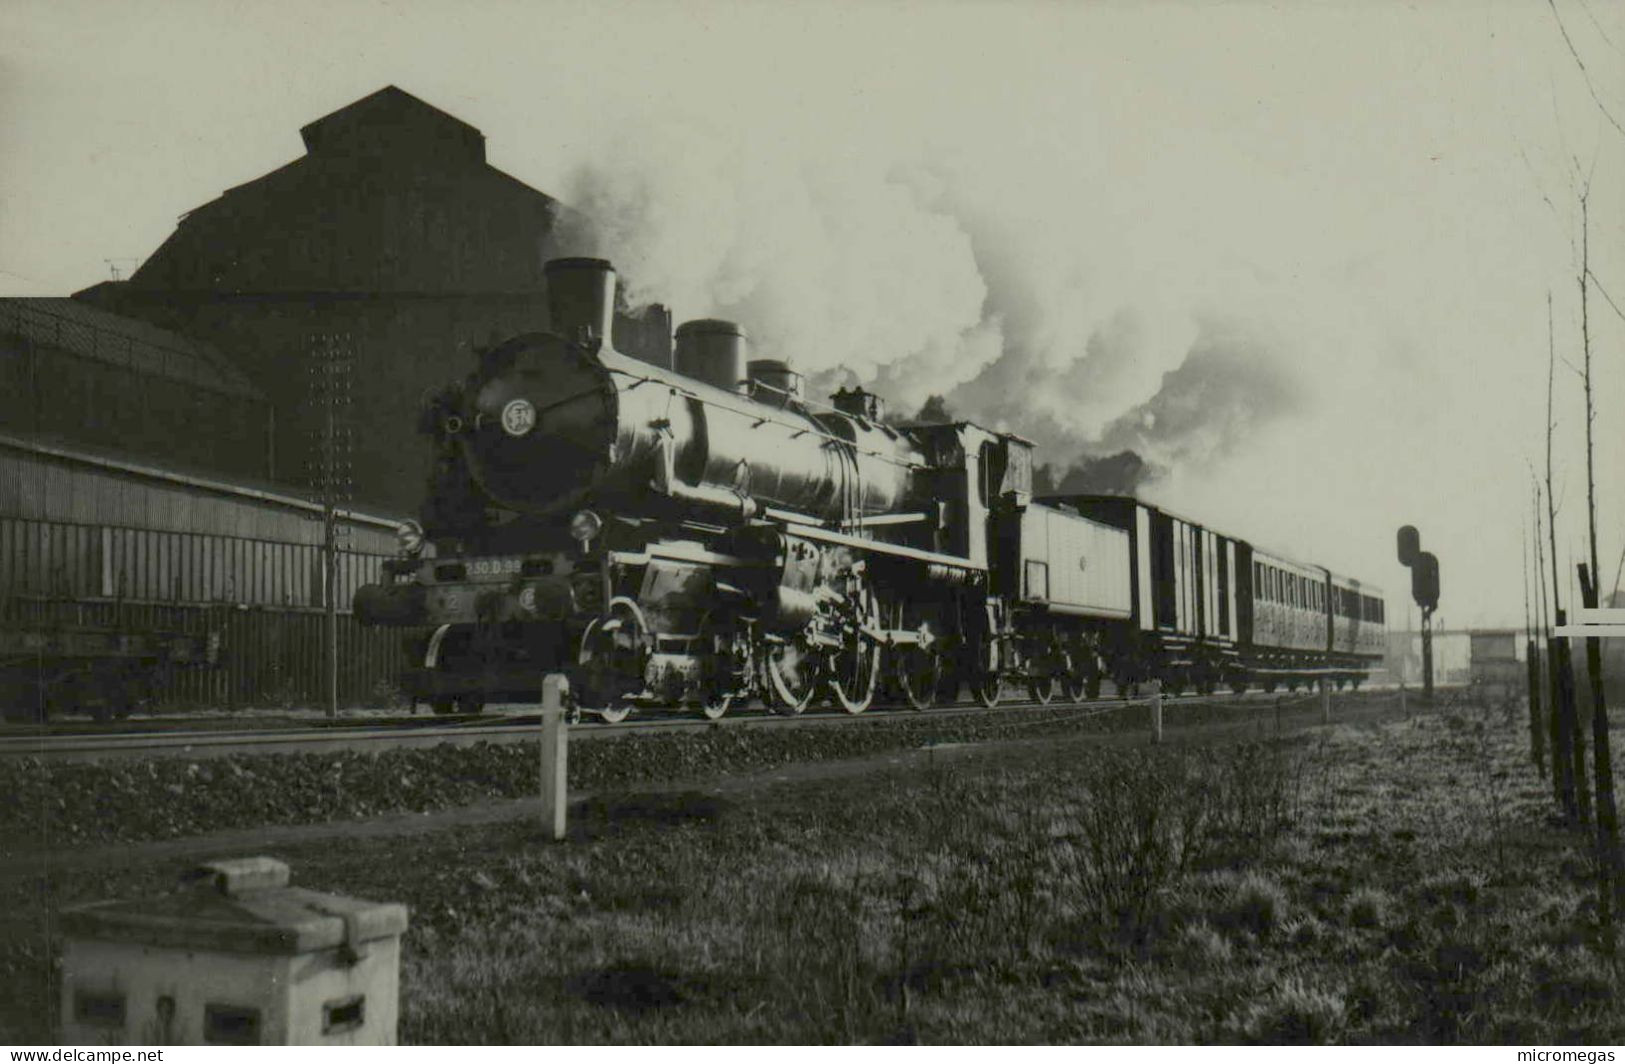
[560, 117, 1310, 494]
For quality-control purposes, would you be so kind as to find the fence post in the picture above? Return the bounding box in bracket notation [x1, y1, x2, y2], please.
[540, 673, 570, 841]
[1321, 677, 1331, 725]
[1526, 638, 1545, 775]
[1150, 678, 1163, 744]
[1399, 681, 1408, 717]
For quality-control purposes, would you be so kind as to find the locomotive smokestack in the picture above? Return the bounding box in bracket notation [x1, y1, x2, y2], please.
[674, 319, 748, 393]
[544, 257, 616, 346]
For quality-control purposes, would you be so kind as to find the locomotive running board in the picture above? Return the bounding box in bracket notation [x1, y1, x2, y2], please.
[763, 518, 985, 573]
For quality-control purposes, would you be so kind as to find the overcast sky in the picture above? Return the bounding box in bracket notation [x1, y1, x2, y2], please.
[2, 0, 1621, 629]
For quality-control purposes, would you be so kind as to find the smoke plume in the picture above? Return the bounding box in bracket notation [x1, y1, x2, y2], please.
[560, 115, 1313, 493]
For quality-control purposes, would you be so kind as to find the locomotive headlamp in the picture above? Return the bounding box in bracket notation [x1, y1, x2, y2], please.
[568, 509, 603, 547]
[395, 520, 426, 557]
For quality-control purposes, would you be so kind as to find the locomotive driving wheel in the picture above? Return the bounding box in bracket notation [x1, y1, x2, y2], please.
[974, 671, 1003, 709]
[765, 634, 821, 715]
[893, 644, 941, 711]
[884, 600, 941, 711]
[828, 589, 881, 715]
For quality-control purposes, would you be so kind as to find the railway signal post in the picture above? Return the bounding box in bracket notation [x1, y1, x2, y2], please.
[1397, 527, 1440, 703]
[539, 674, 570, 841]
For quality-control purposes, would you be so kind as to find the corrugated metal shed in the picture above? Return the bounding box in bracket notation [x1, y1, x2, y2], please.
[0, 434, 414, 707]
[0, 433, 398, 542]
[0, 297, 261, 400]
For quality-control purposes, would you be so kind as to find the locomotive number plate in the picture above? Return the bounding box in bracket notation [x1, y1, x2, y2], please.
[468, 557, 523, 576]
[501, 398, 537, 436]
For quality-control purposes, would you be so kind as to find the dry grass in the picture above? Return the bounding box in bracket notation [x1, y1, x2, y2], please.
[3, 691, 1622, 1044]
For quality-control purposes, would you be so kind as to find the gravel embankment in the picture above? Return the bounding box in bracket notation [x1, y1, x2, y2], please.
[4, 702, 1178, 848]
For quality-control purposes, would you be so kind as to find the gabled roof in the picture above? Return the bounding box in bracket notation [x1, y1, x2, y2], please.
[298, 85, 485, 162]
[0, 297, 262, 401]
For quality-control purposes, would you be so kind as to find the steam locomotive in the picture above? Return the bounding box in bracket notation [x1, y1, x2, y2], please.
[354, 258, 1386, 719]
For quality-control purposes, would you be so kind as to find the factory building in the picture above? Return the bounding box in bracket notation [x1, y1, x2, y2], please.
[76, 85, 671, 514]
[1, 86, 676, 710]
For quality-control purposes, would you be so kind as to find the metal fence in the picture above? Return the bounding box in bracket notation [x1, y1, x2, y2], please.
[3, 595, 411, 708]
[0, 517, 415, 710]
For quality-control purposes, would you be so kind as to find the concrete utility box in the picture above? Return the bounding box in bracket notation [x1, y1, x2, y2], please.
[59, 857, 408, 1046]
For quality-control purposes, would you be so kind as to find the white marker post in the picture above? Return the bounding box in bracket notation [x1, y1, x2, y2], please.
[540, 673, 570, 841]
[1150, 678, 1164, 744]
[1320, 677, 1331, 725]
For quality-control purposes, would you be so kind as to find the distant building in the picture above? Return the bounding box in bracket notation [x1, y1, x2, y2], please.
[0, 296, 271, 481]
[1468, 628, 1521, 688]
[76, 85, 670, 513]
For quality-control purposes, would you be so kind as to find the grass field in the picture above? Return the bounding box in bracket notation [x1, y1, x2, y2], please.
[4, 691, 1622, 1044]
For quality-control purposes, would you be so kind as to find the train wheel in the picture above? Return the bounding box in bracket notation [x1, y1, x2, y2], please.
[829, 595, 881, 715]
[766, 638, 820, 715]
[1063, 649, 1101, 702]
[1262, 679, 1278, 694]
[430, 699, 457, 716]
[697, 694, 733, 721]
[454, 694, 486, 715]
[974, 673, 1003, 709]
[894, 645, 941, 711]
[1028, 673, 1059, 705]
[579, 598, 652, 725]
[696, 613, 749, 721]
[1229, 677, 1249, 695]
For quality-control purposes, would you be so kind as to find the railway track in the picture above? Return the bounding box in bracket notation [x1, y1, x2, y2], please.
[0, 688, 1324, 763]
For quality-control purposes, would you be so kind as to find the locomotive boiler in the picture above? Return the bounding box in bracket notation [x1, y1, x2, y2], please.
[356, 256, 1386, 719]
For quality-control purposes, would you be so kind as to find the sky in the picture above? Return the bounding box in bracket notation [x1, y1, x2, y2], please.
[1, 0, 1621, 629]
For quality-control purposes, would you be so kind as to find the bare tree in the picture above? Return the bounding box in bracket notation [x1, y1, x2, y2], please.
[1574, 179, 1621, 925]
[1547, 293, 1581, 821]
[1525, 513, 1548, 774]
